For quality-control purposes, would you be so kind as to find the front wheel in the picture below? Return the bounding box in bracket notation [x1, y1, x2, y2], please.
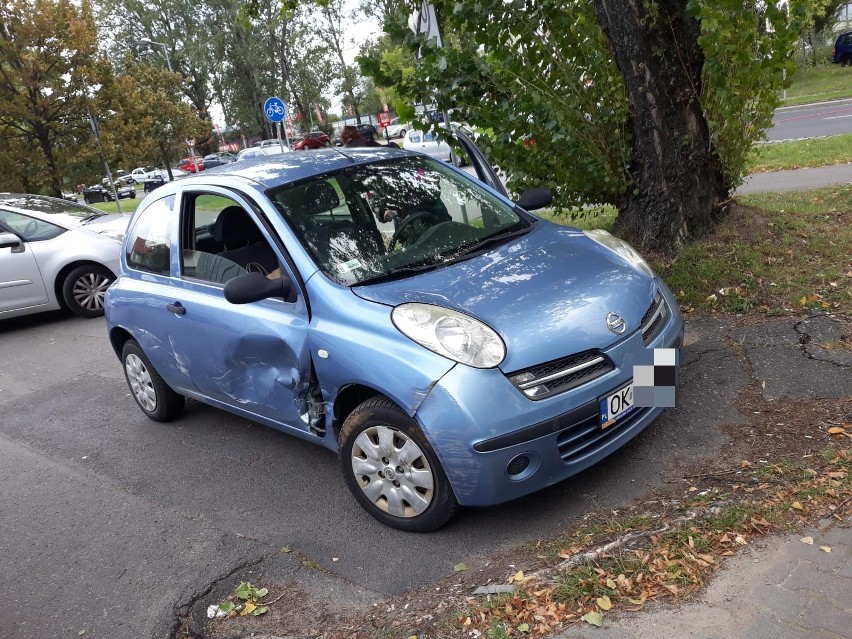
[122, 340, 185, 422]
[338, 397, 458, 532]
[61, 264, 113, 318]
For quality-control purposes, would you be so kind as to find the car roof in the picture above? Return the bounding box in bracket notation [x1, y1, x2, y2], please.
[175, 147, 418, 190]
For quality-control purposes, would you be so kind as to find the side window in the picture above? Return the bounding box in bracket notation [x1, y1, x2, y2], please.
[0, 211, 64, 242]
[181, 193, 279, 284]
[126, 196, 173, 275]
[410, 132, 421, 143]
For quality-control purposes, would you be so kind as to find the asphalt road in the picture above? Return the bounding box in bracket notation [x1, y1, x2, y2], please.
[768, 98, 852, 140]
[0, 310, 743, 639]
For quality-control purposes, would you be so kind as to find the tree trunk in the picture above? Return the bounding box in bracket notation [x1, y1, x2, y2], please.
[592, 0, 728, 254]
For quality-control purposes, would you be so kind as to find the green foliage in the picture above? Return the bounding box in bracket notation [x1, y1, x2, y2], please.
[0, 0, 110, 195]
[691, 0, 805, 188]
[375, 0, 629, 208]
[367, 0, 813, 217]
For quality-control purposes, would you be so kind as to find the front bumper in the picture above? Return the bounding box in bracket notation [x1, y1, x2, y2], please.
[415, 290, 684, 507]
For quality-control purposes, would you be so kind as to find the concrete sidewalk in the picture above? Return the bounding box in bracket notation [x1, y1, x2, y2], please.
[557, 313, 852, 639]
[559, 523, 851, 639]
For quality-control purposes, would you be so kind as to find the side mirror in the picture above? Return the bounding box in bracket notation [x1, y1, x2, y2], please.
[0, 232, 23, 251]
[224, 271, 295, 304]
[514, 187, 553, 212]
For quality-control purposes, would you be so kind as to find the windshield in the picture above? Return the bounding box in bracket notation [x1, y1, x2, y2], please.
[0, 193, 103, 226]
[267, 156, 530, 285]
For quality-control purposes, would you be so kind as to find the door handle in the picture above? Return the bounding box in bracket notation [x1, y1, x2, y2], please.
[166, 302, 186, 315]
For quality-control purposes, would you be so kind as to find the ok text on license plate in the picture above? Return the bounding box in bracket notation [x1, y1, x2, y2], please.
[600, 382, 636, 429]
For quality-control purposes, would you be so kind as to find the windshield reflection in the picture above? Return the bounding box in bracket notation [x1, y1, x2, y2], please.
[266, 157, 530, 285]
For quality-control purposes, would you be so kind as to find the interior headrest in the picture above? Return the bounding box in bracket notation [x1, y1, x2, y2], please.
[290, 181, 340, 217]
[213, 206, 262, 245]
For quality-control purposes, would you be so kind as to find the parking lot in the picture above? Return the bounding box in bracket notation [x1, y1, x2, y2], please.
[0, 310, 747, 638]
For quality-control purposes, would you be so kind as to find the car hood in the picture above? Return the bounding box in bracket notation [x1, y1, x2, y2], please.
[352, 223, 658, 372]
[81, 213, 132, 240]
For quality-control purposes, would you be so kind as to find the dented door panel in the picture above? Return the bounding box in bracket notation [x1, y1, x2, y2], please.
[176, 282, 313, 430]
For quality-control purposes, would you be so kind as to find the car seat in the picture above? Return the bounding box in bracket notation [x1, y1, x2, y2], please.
[213, 206, 279, 275]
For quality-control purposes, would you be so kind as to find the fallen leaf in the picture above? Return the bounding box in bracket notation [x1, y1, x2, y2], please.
[827, 426, 847, 435]
[800, 536, 814, 545]
[606, 578, 617, 589]
[597, 595, 613, 610]
[517, 623, 530, 633]
[508, 570, 525, 583]
[453, 563, 468, 572]
[240, 601, 256, 616]
[582, 611, 603, 627]
[791, 501, 804, 511]
[253, 606, 269, 616]
[627, 597, 646, 606]
[663, 584, 679, 595]
[820, 546, 832, 553]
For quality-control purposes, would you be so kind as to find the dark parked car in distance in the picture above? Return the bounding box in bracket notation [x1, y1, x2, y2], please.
[202, 152, 236, 168]
[355, 123, 378, 140]
[833, 31, 852, 65]
[83, 184, 136, 204]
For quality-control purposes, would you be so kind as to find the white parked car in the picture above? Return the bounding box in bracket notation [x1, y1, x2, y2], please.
[235, 146, 289, 161]
[0, 194, 130, 319]
[402, 129, 453, 162]
[385, 117, 409, 139]
[131, 167, 159, 182]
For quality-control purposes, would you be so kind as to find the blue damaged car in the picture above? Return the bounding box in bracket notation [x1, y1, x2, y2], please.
[104, 131, 683, 531]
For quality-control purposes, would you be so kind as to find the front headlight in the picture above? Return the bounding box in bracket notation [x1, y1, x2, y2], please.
[583, 229, 655, 277]
[392, 303, 506, 368]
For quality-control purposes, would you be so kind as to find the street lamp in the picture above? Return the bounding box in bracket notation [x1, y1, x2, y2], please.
[140, 37, 173, 73]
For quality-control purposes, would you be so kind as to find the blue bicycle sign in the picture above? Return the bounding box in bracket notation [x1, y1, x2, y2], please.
[264, 97, 287, 123]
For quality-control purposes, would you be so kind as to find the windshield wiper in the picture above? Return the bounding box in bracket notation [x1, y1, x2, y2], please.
[442, 225, 531, 262]
[81, 213, 108, 224]
[354, 257, 444, 286]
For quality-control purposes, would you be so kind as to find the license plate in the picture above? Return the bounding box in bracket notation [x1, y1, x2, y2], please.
[600, 382, 636, 429]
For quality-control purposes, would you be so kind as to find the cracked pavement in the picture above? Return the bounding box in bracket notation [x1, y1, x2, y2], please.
[0, 312, 849, 639]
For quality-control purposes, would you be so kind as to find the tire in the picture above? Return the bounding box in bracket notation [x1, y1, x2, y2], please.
[842, 55, 852, 67]
[398, 129, 406, 139]
[83, 196, 90, 205]
[61, 264, 114, 318]
[121, 340, 185, 422]
[338, 397, 458, 532]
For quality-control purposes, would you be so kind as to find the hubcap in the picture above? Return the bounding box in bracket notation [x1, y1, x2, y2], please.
[125, 353, 157, 412]
[72, 272, 111, 311]
[350, 425, 434, 518]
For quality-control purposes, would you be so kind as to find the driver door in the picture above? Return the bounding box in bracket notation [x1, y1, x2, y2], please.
[0, 212, 50, 314]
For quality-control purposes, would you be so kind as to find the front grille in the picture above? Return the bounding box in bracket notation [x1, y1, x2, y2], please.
[556, 406, 653, 465]
[507, 350, 614, 400]
[640, 292, 668, 345]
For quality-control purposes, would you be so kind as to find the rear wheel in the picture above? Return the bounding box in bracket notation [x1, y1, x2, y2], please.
[338, 397, 458, 532]
[61, 264, 113, 318]
[842, 55, 852, 67]
[121, 340, 185, 422]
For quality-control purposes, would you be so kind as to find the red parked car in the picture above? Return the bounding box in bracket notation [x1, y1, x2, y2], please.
[177, 157, 204, 173]
[292, 131, 330, 150]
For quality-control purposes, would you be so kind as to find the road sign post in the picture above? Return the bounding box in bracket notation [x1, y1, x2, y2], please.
[264, 97, 290, 153]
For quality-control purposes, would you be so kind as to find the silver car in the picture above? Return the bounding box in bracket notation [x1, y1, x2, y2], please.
[0, 194, 130, 319]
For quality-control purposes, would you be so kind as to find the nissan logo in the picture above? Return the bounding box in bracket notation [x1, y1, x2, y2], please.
[606, 312, 626, 334]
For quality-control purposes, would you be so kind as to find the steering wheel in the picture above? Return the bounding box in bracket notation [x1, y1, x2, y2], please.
[22, 219, 39, 237]
[388, 211, 438, 251]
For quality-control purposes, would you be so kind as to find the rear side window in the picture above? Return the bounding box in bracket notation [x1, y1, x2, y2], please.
[126, 196, 173, 275]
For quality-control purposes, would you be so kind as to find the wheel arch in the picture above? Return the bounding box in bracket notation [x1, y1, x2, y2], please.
[53, 260, 118, 311]
[331, 383, 385, 441]
[108, 326, 135, 361]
